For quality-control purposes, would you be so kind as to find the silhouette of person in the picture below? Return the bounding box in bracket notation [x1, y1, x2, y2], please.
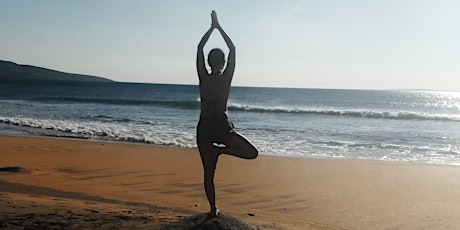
[196, 10, 258, 217]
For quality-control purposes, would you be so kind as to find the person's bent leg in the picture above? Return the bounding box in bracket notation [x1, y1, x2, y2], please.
[219, 131, 258, 159]
[198, 143, 220, 217]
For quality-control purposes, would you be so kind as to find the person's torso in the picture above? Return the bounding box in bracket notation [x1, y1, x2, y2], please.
[199, 73, 231, 117]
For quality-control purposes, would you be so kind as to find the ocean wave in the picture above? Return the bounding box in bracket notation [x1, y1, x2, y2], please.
[0, 116, 195, 148]
[313, 140, 404, 151]
[228, 103, 460, 122]
[32, 96, 200, 110]
[79, 114, 150, 124]
[23, 96, 460, 122]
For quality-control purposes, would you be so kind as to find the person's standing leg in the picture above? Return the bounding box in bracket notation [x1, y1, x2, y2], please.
[198, 143, 220, 217]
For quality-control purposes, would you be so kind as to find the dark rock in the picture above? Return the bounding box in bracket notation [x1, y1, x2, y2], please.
[162, 213, 258, 230]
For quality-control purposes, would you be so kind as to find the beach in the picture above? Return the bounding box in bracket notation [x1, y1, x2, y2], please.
[1, 136, 460, 229]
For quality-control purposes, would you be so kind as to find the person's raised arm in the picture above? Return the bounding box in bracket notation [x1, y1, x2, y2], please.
[211, 11, 236, 78]
[197, 26, 214, 79]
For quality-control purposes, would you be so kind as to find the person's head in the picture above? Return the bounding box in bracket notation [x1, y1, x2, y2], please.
[208, 48, 225, 73]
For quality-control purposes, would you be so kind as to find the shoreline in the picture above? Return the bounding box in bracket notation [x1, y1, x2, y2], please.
[2, 130, 460, 167]
[2, 135, 460, 229]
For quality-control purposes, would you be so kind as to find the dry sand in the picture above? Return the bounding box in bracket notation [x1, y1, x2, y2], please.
[1, 135, 460, 229]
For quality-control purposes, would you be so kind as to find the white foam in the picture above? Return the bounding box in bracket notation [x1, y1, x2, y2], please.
[0, 116, 196, 148]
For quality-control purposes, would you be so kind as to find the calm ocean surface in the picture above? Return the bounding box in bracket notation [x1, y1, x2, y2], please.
[1, 82, 460, 165]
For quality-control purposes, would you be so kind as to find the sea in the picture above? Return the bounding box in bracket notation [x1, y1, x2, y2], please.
[1, 81, 460, 166]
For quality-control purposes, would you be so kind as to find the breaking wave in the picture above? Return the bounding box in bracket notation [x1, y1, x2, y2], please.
[0, 116, 195, 148]
[28, 97, 460, 122]
[228, 103, 460, 122]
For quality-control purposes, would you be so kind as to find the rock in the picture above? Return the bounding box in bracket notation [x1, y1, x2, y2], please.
[162, 213, 258, 230]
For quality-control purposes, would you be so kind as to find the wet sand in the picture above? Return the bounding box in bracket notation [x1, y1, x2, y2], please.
[1, 136, 460, 229]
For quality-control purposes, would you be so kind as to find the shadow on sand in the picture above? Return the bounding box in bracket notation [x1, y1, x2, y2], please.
[0, 166, 24, 172]
[161, 213, 258, 230]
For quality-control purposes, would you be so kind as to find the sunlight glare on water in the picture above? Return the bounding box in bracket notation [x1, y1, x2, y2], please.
[419, 91, 460, 111]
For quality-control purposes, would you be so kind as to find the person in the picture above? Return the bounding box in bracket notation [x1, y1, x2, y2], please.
[196, 10, 258, 218]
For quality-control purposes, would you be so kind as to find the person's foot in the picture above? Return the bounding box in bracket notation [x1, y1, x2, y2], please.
[207, 207, 220, 218]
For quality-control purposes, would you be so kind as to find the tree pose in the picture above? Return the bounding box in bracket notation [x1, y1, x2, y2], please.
[196, 10, 258, 217]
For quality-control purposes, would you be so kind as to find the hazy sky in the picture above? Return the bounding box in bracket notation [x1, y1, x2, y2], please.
[1, 0, 459, 91]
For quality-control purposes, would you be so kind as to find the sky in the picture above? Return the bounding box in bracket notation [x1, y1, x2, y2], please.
[1, 0, 459, 91]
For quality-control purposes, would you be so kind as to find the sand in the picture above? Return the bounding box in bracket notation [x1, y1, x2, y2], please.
[1, 136, 460, 229]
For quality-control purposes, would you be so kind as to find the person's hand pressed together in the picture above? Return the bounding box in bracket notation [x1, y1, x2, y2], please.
[211, 10, 220, 29]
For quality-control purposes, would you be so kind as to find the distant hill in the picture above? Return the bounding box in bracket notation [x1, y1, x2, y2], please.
[0, 60, 114, 83]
